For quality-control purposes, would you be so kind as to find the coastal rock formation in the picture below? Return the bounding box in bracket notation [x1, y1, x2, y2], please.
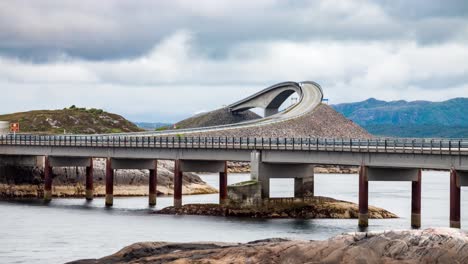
[69, 228, 468, 264]
[154, 196, 397, 219]
[0, 159, 217, 198]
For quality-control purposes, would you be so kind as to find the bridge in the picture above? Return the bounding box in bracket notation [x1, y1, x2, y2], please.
[1, 81, 467, 229]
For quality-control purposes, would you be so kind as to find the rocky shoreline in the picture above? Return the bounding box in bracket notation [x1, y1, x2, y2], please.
[0, 159, 217, 198]
[154, 196, 397, 219]
[69, 228, 468, 263]
[0, 182, 216, 198]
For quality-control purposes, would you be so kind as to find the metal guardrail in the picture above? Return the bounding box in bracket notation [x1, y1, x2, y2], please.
[1, 134, 467, 155]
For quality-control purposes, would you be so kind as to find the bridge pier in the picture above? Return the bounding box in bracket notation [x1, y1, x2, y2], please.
[411, 169, 422, 228]
[219, 161, 228, 205]
[294, 173, 314, 198]
[450, 169, 461, 228]
[358, 165, 368, 227]
[105, 158, 114, 206]
[251, 150, 314, 199]
[43, 156, 52, 202]
[85, 159, 94, 201]
[174, 160, 183, 208]
[149, 160, 158, 206]
[361, 167, 422, 227]
[176, 159, 228, 206]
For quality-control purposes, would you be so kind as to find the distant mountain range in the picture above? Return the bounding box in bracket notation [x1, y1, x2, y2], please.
[133, 122, 171, 130]
[332, 98, 468, 138]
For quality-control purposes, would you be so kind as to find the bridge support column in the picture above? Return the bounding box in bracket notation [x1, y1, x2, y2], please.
[85, 159, 93, 201]
[250, 150, 269, 198]
[148, 160, 158, 206]
[219, 162, 228, 205]
[174, 160, 183, 208]
[105, 158, 114, 207]
[411, 169, 422, 228]
[358, 165, 368, 227]
[44, 156, 52, 202]
[450, 169, 461, 228]
[294, 172, 314, 198]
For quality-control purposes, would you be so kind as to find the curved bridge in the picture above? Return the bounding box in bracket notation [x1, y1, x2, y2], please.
[228, 81, 304, 117]
[139, 80, 323, 136]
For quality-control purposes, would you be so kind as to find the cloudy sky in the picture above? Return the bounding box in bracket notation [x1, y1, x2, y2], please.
[1, 0, 467, 122]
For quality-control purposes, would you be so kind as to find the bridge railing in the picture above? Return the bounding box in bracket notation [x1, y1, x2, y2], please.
[0, 134, 467, 155]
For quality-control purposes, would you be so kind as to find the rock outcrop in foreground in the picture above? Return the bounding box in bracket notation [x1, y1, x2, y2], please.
[69, 228, 468, 264]
[155, 197, 397, 219]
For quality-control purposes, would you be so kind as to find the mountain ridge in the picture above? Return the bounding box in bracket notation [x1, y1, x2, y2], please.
[332, 97, 468, 138]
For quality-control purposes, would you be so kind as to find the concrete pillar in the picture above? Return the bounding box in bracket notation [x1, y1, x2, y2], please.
[250, 150, 261, 181]
[219, 161, 228, 205]
[294, 178, 303, 198]
[294, 173, 314, 198]
[105, 158, 114, 206]
[174, 160, 183, 208]
[148, 160, 157, 206]
[250, 150, 269, 198]
[260, 177, 270, 199]
[411, 169, 422, 228]
[358, 165, 368, 227]
[450, 169, 461, 228]
[85, 158, 93, 201]
[44, 156, 52, 202]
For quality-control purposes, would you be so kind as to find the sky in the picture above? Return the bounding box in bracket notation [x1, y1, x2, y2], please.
[0, 0, 467, 122]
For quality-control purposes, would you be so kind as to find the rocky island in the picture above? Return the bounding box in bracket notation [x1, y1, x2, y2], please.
[155, 196, 397, 219]
[69, 228, 468, 263]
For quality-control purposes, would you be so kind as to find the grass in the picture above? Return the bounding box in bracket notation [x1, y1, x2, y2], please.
[0, 106, 144, 134]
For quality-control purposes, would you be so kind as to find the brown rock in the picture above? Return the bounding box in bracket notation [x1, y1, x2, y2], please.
[0, 159, 217, 198]
[154, 196, 398, 219]
[69, 228, 468, 264]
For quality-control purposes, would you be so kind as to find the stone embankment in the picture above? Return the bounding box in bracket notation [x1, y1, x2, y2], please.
[0, 159, 217, 198]
[155, 196, 397, 219]
[69, 228, 468, 264]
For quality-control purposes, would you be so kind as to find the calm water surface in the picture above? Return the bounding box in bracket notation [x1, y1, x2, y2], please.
[1, 171, 467, 264]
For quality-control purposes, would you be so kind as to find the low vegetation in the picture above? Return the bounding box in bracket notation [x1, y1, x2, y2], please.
[0, 106, 144, 134]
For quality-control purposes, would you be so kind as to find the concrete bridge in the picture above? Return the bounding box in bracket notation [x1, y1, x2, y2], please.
[1, 135, 467, 228]
[1, 80, 467, 229]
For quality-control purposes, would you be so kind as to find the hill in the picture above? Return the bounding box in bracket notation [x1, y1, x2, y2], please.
[190, 104, 372, 139]
[175, 108, 261, 129]
[0, 106, 144, 134]
[332, 98, 468, 138]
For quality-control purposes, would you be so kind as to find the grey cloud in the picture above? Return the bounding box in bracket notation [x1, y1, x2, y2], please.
[0, 0, 467, 61]
[376, 0, 468, 19]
